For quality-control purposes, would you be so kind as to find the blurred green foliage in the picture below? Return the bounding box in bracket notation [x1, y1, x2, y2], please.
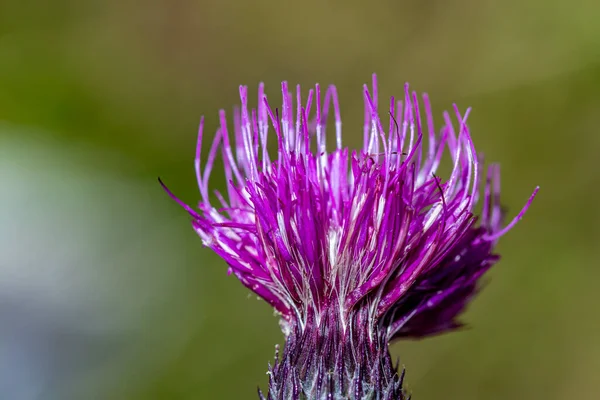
[0, 0, 599, 399]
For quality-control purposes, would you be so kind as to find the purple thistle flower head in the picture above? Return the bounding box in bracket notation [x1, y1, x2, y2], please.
[162, 74, 538, 399]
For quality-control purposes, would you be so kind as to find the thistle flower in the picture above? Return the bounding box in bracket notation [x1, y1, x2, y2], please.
[161, 74, 538, 399]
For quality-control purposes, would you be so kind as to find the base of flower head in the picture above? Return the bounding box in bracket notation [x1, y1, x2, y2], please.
[258, 308, 410, 400]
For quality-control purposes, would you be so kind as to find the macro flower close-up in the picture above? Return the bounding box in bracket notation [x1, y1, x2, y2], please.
[4, 1, 599, 398]
[162, 74, 538, 399]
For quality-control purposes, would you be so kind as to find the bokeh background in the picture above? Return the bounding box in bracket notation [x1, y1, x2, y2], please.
[1, 1, 599, 399]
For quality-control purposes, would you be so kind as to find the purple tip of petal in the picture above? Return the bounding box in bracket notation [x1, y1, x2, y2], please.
[483, 186, 540, 242]
[158, 177, 200, 219]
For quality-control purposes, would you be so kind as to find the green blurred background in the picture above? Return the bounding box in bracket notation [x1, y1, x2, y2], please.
[0, 0, 598, 399]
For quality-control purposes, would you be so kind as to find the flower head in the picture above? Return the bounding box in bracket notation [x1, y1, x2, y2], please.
[162, 75, 537, 399]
